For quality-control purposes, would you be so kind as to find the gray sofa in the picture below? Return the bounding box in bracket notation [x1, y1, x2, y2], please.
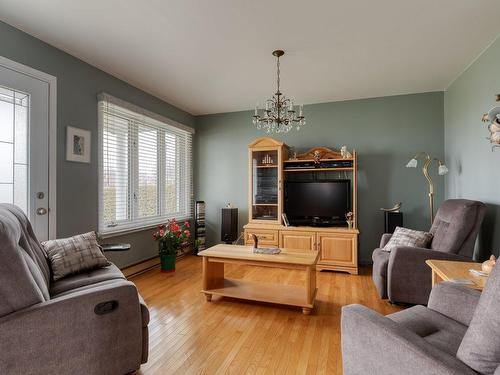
[372, 199, 486, 305]
[0, 204, 149, 375]
[342, 262, 500, 375]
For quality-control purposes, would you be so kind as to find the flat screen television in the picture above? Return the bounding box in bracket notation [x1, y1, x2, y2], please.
[284, 180, 350, 226]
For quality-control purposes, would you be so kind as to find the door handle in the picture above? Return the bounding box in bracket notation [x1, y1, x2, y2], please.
[36, 207, 48, 215]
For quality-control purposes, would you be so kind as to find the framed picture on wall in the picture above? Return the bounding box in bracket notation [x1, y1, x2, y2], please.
[66, 126, 91, 163]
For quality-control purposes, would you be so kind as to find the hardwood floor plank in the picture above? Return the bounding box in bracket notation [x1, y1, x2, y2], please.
[133, 255, 401, 375]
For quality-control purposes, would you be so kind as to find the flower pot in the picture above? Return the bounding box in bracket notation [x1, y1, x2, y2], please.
[160, 253, 176, 272]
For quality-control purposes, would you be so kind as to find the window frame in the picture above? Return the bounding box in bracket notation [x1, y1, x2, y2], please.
[97, 93, 194, 238]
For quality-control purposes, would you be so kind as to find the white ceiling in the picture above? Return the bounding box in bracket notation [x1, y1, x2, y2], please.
[1, 0, 500, 115]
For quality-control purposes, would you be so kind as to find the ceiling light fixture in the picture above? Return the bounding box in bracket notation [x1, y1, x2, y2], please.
[252, 50, 306, 133]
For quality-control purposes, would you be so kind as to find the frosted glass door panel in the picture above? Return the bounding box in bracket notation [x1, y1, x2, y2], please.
[0, 87, 29, 214]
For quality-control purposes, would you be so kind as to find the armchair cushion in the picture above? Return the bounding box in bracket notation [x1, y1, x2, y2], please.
[428, 282, 481, 326]
[457, 263, 500, 374]
[430, 199, 486, 256]
[341, 304, 477, 375]
[387, 305, 468, 357]
[42, 232, 110, 281]
[382, 227, 433, 252]
[50, 263, 125, 296]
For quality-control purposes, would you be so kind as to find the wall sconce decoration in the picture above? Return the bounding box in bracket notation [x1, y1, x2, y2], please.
[481, 94, 500, 151]
[406, 153, 448, 225]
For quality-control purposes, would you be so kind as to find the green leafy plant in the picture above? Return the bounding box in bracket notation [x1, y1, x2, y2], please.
[153, 219, 191, 256]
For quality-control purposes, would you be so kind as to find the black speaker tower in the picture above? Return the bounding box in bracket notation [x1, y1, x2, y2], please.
[384, 211, 403, 234]
[221, 207, 238, 244]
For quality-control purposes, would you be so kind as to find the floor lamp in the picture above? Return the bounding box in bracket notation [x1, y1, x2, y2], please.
[406, 152, 449, 225]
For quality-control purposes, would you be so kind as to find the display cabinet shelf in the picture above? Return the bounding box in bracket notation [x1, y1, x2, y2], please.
[285, 167, 354, 173]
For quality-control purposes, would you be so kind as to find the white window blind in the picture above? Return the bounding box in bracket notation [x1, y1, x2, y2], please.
[98, 93, 194, 236]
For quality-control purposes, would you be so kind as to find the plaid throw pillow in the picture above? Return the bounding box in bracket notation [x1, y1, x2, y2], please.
[42, 232, 110, 281]
[382, 226, 433, 252]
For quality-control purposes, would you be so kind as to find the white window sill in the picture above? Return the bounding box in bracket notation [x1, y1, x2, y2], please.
[98, 216, 192, 239]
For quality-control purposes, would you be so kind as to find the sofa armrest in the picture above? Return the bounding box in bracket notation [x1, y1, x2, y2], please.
[379, 233, 392, 248]
[428, 282, 481, 326]
[387, 246, 468, 304]
[0, 280, 144, 375]
[341, 304, 477, 375]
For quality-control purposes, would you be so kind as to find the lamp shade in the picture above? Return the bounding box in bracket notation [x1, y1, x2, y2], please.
[438, 164, 449, 175]
[406, 158, 418, 168]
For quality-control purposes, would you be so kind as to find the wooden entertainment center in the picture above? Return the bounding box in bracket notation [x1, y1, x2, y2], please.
[243, 137, 359, 274]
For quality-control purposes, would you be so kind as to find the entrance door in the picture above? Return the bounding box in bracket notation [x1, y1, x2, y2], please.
[0, 60, 54, 241]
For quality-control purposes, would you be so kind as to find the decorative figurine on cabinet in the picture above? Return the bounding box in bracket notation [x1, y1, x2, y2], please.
[380, 202, 402, 212]
[341, 146, 353, 159]
[313, 150, 321, 166]
[345, 211, 354, 229]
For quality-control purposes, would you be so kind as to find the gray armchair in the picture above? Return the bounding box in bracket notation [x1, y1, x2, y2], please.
[0, 204, 149, 375]
[372, 199, 486, 305]
[342, 263, 500, 375]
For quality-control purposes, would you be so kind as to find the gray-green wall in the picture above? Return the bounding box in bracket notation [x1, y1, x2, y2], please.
[0, 21, 195, 268]
[1, 19, 450, 267]
[195, 92, 445, 264]
[444, 36, 500, 260]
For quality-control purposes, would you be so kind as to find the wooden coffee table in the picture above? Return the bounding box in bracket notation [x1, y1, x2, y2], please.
[426, 259, 487, 290]
[198, 244, 319, 314]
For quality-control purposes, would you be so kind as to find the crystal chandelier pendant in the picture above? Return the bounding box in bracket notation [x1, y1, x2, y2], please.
[252, 50, 306, 133]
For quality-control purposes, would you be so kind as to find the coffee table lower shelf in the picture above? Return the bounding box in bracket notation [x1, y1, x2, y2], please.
[202, 278, 317, 315]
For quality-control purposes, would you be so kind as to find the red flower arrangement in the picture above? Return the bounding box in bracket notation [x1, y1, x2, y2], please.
[153, 219, 192, 255]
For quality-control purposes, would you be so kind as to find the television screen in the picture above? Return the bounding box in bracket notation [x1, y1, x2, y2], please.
[285, 180, 350, 219]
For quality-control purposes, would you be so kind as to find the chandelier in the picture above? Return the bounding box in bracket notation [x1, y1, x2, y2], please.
[252, 50, 306, 133]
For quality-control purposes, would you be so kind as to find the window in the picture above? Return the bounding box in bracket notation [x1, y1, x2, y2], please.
[98, 94, 194, 236]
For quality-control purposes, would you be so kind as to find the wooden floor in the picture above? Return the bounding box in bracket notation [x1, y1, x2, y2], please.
[132, 255, 401, 375]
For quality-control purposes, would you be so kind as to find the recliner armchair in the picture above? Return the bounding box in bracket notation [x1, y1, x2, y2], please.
[0, 204, 149, 375]
[372, 199, 486, 305]
[342, 261, 500, 374]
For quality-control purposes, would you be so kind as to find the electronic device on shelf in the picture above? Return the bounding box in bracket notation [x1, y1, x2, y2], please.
[284, 159, 353, 170]
[284, 180, 351, 227]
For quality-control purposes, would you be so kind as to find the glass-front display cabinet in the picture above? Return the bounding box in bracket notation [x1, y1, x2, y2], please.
[248, 138, 286, 224]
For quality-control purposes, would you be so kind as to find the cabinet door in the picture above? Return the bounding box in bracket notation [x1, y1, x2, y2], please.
[280, 231, 316, 251]
[317, 233, 357, 267]
[248, 146, 283, 224]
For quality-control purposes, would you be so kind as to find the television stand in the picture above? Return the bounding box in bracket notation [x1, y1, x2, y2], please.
[246, 138, 359, 275]
[243, 223, 358, 274]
